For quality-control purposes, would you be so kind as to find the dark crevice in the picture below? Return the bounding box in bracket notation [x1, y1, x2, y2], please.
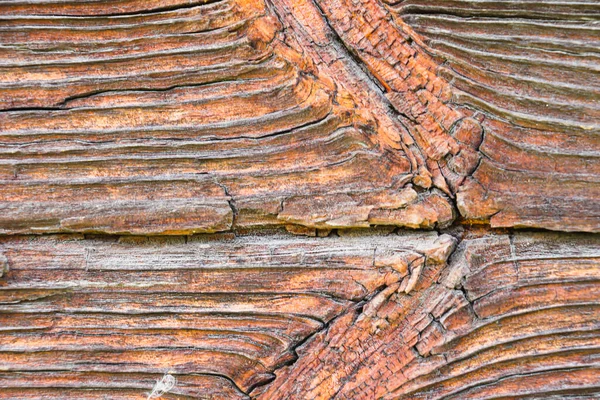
[246, 283, 387, 396]
[12, 0, 227, 19]
[0, 80, 262, 114]
[308, 0, 388, 98]
[397, 6, 600, 22]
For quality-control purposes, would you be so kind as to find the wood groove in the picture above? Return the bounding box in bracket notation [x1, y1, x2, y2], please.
[0, 231, 454, 397]
[0, 0, 598, 397]
[255, 233, 600, 400]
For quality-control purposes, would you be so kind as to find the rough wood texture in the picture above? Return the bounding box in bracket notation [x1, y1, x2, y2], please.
[256, 232, 600, 399]
[0, 0, 598, 398]
[2, 0, 597, 234]
[0, 231, 454, 398]
[0, 0, 459, 236]
[390, 0, 600, 231]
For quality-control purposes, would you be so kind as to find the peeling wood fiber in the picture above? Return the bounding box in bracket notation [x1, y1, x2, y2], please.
[0, 0, 598, 398]
[0, 231, 454, 398]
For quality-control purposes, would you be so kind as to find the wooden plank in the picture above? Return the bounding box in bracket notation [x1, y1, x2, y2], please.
[255, 232, 600, 399]
[0, 0, 460, 235]
[0, 231, 455, 397]
[2, 0, 597, 233]
[389, 0, 600, 231]
[0, 0, 598, 398]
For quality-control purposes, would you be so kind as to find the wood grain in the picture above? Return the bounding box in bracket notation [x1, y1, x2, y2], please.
[0, 0, 598, 398]
[0, 231, 455, 398]
[390, 0, 600, 231]
[256, 232, 600, 399]
[0, 0, 461, 236]
[2, 0, 598, 233]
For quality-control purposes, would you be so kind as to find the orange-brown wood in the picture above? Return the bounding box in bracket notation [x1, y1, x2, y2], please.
[0, 231, 455, 398]
[255, 232, 600, 399]
[0, 0, 598, 398]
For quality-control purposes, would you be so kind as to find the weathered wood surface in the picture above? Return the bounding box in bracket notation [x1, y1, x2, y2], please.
[0, 0, 457, 235]
[303, 0, 600, 232]
[1, 231, 597, 398]
[392, 0, 600, 231]
[0, 231, 455, 398]
[4, 0, 597, 235]
[256, 232, 600, 399]
[0, 0, 599, 398]
[0, 0, 600, 234]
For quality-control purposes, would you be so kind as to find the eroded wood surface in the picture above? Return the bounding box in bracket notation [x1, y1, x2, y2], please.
[0, 0, 457, 235]
[2, 0, 597, 234]
[392, 0, 600, 231]
[2, 231, 596, 399]
[256, 232, 600, 399]
[0, 231, 454, 398]
[0, 0, 598, 398]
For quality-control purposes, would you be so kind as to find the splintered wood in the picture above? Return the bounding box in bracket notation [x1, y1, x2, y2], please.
[256, 233, 600, 399]
[0, 232, 455, 398]
[0, 0, 598, 398]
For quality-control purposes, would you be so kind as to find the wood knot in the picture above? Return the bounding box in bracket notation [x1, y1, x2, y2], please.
[453, 117, 483, 150]
[247, 16, 282, 48]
